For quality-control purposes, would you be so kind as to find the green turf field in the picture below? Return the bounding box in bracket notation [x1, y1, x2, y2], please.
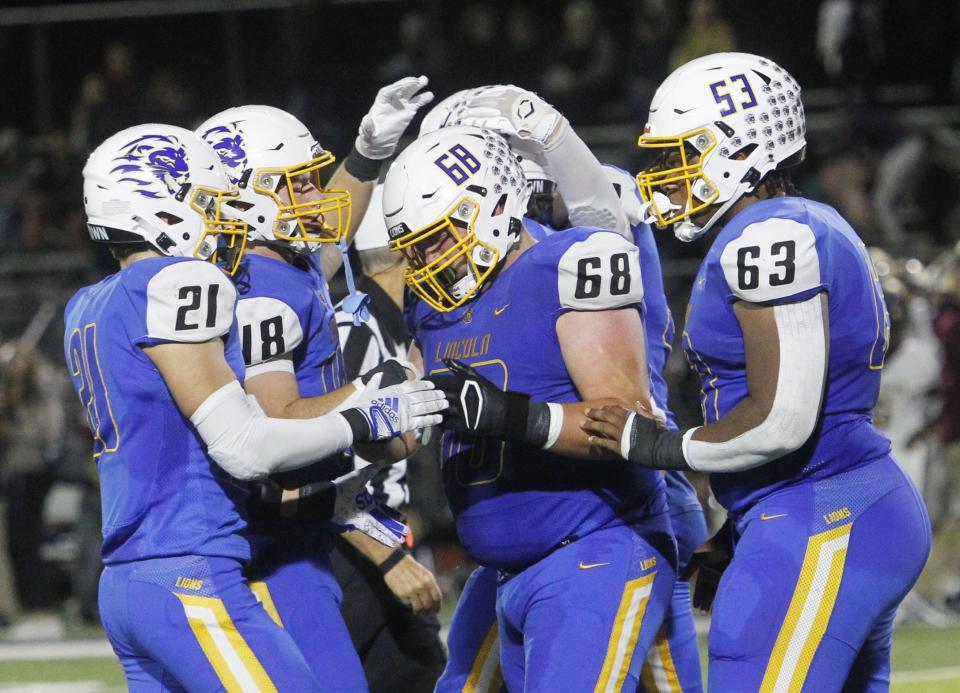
[0, 625, 956, 691]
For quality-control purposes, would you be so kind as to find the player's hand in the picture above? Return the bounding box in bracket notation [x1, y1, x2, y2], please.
[582, 401, 666, 463]
[355, 75, 434, 160]
[382, 553, 443, 614]
[456, 84, 567, 149]
[680, 519, 734, 613]
[425, 358, 529, 439]
[341, 379, 448, 444]
[329, 468, 409, 547]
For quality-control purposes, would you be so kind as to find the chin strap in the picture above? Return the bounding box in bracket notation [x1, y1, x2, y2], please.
[336, 237, 370, 326]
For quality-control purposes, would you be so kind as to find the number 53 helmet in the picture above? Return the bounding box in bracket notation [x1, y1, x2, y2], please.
[82, 123, 248, 274]
[383, 125, 530, 312]
[637, 52, 806, 242]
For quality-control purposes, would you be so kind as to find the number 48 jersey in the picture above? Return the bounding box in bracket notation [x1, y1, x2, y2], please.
[684, 197, 893, 515]
[63, 257, 249, 564]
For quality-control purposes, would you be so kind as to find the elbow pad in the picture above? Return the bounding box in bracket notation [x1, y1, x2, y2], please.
[190, 381, 353, 481]
[683, 296, 826, 473]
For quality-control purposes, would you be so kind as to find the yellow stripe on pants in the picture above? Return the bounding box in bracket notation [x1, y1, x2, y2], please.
[760, 523, 852, 693]
[175, 593, 277, 693]
[595, 572, 657, 693]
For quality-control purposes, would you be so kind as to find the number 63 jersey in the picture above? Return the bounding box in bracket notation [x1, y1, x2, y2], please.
[63, 257, 249, 564]
[684, 197, 893, 516]
[408, 227, 670, 571]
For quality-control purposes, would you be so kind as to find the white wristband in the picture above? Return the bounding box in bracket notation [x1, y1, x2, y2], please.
[543, 402, 565, 450]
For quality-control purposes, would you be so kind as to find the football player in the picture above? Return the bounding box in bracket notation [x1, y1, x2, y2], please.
[422, 89, 706, 693]
[196, 76, 434, 689]
[385, 120, 677, 690]
[65, 124, 445, 689]
[584, 52, 931, 690]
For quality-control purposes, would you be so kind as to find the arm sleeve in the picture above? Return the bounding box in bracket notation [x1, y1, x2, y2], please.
[556, 231, 644, 312]
[719, 218, 826, 305]
[190, 380, 354, 481]
[543, 128, 629, 236]
[140, 261, 236, 346]
[681, 294, 827, 473]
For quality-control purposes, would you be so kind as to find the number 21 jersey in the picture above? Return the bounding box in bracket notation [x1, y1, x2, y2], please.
[63, 257, 248, 564]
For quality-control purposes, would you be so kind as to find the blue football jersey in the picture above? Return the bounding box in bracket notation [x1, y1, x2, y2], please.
[234, 252, 350, 540]
[408, 227, 669, 570]
[63, 257, 249, 564]
[684, 197, 892, 515]
[234, 253, 346, 397]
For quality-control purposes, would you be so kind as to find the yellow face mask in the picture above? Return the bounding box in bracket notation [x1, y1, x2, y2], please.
[635, 127, 718, 229]
[189, 185, 248, 276]
[251, 150, 352, 244]
[388, 197, 499, 313]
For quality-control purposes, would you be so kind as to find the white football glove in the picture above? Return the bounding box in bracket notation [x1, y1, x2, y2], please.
[330, 467, 409, 547]
[355, 75, 435, 160]
[341, 378, 447, 443]
[456, 85, 568, 150]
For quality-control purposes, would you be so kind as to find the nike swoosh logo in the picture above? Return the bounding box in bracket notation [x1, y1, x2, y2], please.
[761, 513, 787, 521]
[578, 561, 611, 570]
[493, 304, 509, 316]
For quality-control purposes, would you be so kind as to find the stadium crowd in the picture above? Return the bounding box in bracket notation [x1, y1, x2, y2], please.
[0, 0, 958, 686]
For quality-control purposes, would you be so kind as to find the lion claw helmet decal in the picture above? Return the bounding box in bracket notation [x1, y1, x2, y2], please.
[109, 134, 191, 198]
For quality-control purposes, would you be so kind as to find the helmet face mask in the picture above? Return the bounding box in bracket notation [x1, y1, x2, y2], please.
[383, 126, 530, 312]
[82, 125, 249, 274]
[636, 52, 806, 241]
[198, 107, 352, 253]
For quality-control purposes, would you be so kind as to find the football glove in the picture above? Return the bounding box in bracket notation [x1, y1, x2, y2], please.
[681, 519, 734, 612]
[340, 379, 447, 444]
[355, 76, 434, 160]
[357, 357, 418, 389]
[301, 467, 409, 548]
[456, 85, 567, 150]
[425, 358, 556, 446]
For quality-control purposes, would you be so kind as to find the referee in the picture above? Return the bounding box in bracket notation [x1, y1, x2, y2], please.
[328, 183, 448, 692]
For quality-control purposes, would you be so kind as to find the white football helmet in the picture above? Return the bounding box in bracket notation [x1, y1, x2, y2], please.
[421, 88, 556, 222]
[383, 125, 530, 312]
[637, 52, 806, 241]
[196, 105, 350, 251]
[83, 124, 248, 274]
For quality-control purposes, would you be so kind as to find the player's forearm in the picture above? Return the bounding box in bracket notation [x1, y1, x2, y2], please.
[343, 527, 396, 563]
[281, 384, 358, 419]
[548, 399, 627, 458]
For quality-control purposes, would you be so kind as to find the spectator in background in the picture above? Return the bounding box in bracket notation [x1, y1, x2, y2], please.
[541, 0, 619, 121]
[505, 4, 540, 89]
[668, 0, 736, 71]
[0, 342, 68, 639]
[376, 11, 450, 95]
[0, 130, 26, 252]
[816, 0, 884, 98]
[143, 70, 196, 127]
[626, 0, 681, 120]
[455, 4, 504, 86]
[68, 74, 106, 156]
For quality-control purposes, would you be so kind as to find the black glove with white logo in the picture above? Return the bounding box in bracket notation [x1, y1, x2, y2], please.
[425, 358, 552, 446]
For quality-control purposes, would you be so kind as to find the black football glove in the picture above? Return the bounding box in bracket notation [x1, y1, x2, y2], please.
[358, 357, 415, 388]
[425, 358, 532, 442]
[680, 519, 734, 612]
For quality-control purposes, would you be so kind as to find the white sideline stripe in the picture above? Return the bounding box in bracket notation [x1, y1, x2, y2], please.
[0, 639, 113, 661]
[182, 604, 258, 693]
[0, 683, 107, 692]
[601, 580, 654, 693]
[771, 533, 850, 693]
[890, 666, 960, 684]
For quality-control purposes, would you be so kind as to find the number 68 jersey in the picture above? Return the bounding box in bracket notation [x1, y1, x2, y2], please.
[63, 257, 249, 564]
[408, 227, 669, 571]
[684, 197, 893, 516]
